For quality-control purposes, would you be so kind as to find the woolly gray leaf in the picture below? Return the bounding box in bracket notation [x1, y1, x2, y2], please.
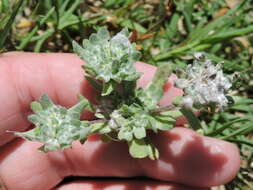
[73, 28, 141, 84]
[15, 94, 92, 152]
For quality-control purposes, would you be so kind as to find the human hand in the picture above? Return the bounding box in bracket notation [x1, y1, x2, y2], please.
[0, 52, 240, 190]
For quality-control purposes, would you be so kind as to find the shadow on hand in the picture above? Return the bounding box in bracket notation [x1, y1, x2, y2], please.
[86, 129, 228, 187]
[140, 129, 228, 187]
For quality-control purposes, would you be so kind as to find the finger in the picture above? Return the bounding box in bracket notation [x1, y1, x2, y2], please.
[138, 128, 240, 187]
[54, 179, 209, 190]
[0, 128, 240, 190]
[0, 52, 180, 146]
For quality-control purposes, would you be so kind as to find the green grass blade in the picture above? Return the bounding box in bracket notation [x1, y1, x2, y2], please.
[202, 25, 253, 43]
[221, 123, 253, 140]
[59, 0, 71, 15]
[228, 138, 253, 147]
[34, 30, 53, 52]
[58, 0, 81, 30]
[17, 7, 55, 50]
[30, 29, 54, 42]
[59, 15, 106, 30]
[165, 13, 180, 39]
[188, 0, 247, 42]
[0, 0, 25, 49]
[1, 0, 10, 12]
[154, 40, 199, 60]
[207, 117, 252, 136]
[53, 0, 60, 29]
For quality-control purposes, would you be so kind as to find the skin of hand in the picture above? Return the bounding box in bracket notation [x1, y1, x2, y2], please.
[0, 52, 240, 190]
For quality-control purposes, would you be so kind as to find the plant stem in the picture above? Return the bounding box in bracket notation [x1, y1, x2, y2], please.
[151, 105, 176, 113]
[89, 119, 108, 124]
[180, 107, 202, 130]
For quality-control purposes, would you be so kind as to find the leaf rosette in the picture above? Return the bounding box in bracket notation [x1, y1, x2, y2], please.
[73, 28, 141, 96]
[15, 95, 92, 152]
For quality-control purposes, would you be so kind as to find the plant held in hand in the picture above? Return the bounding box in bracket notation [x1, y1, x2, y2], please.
[15, 28, 233, 160]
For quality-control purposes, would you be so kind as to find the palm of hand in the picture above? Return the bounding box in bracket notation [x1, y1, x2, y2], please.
[0, 52, 240, 190]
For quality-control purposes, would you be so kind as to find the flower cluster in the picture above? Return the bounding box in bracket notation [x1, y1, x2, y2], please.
[175, 53, 232, 110]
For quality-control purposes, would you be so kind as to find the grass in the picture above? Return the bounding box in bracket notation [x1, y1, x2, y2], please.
[0, 0, 253, 189]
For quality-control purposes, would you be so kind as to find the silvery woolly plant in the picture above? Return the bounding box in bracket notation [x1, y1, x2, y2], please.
[15, 28, 233, 160]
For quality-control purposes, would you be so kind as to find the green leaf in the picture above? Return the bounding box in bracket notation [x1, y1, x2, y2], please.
[95, 113, 105, 119]
[160, 110, 183, 119]
[68, 95, 94, 116]
[28, 114, 45, 124]
[101, 134, 113, 143]
[79, 122, 91, 144]
[15, 128, 40, 142]
[133, 126, 146, 139]
[102, 81, 114, 96]
[148, 115, 174, 131]
[172, 96, 183, 106]
[30, 102, 43, 113]
[129, 138, 149, 158]
[98, 125, 112, 134]
[118, 128, 133, 141]
[152, 113, 175, 124]
[97, 27, 110, 40]
[147, 144, 159, 160]
[138, 62, 172, 109]
[90, 122, 107, 133]
[147, 62, 172, 101]
[85, 76, 102, 91]
[40, 94, 54, 109]
[72, 40, 86, 61]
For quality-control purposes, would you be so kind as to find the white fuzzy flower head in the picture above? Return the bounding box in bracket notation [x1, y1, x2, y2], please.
[175, 53, 232, 110]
